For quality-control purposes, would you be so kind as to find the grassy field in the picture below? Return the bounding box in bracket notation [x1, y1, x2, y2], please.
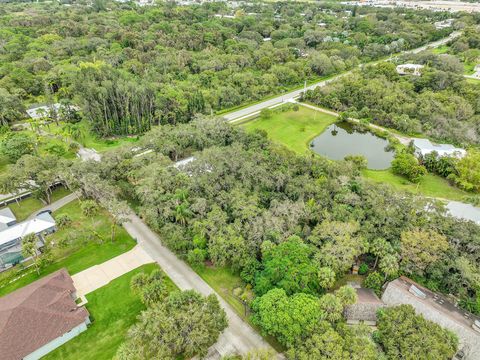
[44, 264, 178, 360]
[363, 169, 470, 201]
[196, 265, 285, 352]
[0, 200, 136, 296]
[2, 186, 71, 221]
[242, 106, 337, 154]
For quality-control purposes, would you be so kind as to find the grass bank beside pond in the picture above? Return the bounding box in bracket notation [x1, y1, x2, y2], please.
[44, 264, 177, 360]
[0, 199, 136, 297]
[242, 106, 337, 154]
[1, 186, 71, 221]
[363, 169, 470, 201]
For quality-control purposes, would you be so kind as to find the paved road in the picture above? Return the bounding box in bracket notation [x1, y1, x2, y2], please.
[27, 192, 78, 220]
[123, 214, 277, 359]
[223, 32, 461, 122]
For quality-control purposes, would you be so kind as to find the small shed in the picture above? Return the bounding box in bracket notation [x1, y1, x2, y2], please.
[344, 287, 385, 326]
[396, 64, 424, 76]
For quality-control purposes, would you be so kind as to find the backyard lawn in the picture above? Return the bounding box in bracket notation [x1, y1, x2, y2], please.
[2, 186, 71, 221]
[242, 106, 337, 154]
[362, 169, 471, 201]
[44, 264, 178, 360]
[0, 199, 136, 296]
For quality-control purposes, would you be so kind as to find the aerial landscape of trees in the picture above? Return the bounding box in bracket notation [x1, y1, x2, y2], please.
[65, 117, 478, 356]
[0, 0, 479, 358]
[0, 1, 455, 135]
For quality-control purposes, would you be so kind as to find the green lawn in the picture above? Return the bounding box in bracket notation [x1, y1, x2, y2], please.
[196, 265, 285, 352]
[242, 106, 337, 154]
[362, 169, 471, 201]
[43, 120, 139, 153]
[0, 200, 136, 297]
[44, 264, 178, 360]
[2, 186, 71, 221]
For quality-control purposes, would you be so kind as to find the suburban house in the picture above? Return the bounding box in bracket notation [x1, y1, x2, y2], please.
[26, 103, 79, 120]
[396, 64, 424, 76]
[434, 19, 454, 29]
[0, 209, 56, 270]
[0, 268, 90, 360]
[344, 286, 386, 326]
[412, 138, 466, 158]
[382, 276, 480, 360]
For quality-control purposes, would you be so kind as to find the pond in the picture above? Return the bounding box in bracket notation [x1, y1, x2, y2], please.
[310, 122, 395, 170]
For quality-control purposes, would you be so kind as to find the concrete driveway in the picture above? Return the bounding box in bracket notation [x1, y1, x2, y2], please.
[72, 245, 153, 297]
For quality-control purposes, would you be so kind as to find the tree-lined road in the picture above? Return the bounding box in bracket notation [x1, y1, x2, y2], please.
[223, 31, 461, 122]
[123, 214, 278, 359]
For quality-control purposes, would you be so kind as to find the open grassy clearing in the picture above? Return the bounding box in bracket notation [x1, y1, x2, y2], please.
[362, 169, 471, 201]
[0, 199, 136, 297]
[42, 120, 139, 152]
[1, 186, 71, 221]
[243, 107, 473, 201]
[242, 106, 337, 154]
[196, 265, 285, 352]
[44, 263, 178, 360]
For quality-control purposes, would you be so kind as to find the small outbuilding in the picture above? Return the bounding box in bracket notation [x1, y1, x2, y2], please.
[344, 287, 385, 326]
[396, 64, 424, 76]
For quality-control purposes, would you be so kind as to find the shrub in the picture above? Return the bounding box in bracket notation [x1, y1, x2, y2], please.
[358, 263, 369, 275]
[364, 272, 384, 296]
[391, 152, 427, 183]
[56, 214, 72, 228]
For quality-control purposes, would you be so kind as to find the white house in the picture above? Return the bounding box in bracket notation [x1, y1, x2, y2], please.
[412, 138, 466, 158]
[396, 64, 424, 76]
[434, 19, 454, 29]
[0, 210, 56, 269]
[26, 104, 62, 119]
[0, 268, 90, 360]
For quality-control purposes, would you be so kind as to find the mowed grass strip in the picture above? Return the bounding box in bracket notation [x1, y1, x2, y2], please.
[44, 263, 178, 360]
[242, 106, 337, 154]
[362, 169, 470, 201]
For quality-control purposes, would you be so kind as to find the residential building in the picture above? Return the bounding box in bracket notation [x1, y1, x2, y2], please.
[412, 138, 466, 158]
[382, 277, 480, 360]
[0, 209, 56, 269]
[434, 19, 454, 29]
[26, 104, 62, 120]
[396, 64, 424, 76]
[0, 269, 90, 360]
[344, 287, 386, 325]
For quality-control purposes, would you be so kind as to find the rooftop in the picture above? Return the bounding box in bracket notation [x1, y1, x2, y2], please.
[412, 138, 466, 157]
[0, 268, 89, 360]
[385, 277, 480, 334]
[0, 208, 16, 226]
[0, 213, 55, 247]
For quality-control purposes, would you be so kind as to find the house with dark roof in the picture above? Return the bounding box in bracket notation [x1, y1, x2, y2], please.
[344, 287, 386, 326]
[0, 268, 90, 360]
[382, 276, 480, 360]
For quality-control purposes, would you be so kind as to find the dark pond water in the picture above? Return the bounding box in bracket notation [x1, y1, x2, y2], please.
[310, 122, 395, 170]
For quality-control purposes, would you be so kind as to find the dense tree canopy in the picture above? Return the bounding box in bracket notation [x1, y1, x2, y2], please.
[375, 305, 458, 360]
[117, 290, 227, 360]
[0, 1, 454, 135]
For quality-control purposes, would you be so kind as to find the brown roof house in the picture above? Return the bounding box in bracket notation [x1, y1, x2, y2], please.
[344, 285, 386, 326]
[382, 276, 480, 360]
[0, 268, 90, 360]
